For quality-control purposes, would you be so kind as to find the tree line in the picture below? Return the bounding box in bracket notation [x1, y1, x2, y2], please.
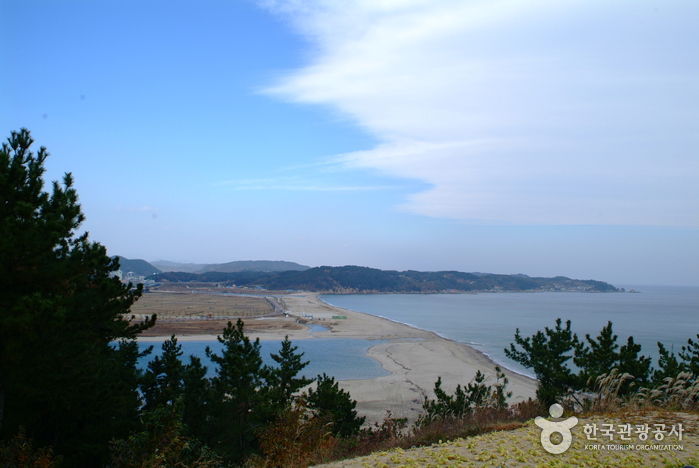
[113, 323, 364, 466]
[506, 318, 699, 405]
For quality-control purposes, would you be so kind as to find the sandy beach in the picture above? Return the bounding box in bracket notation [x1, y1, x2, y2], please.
[140, 292, 537, 424]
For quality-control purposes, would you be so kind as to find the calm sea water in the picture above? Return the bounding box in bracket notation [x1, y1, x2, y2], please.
[138, 329, 389, 381]
[322, 285, 699, 378]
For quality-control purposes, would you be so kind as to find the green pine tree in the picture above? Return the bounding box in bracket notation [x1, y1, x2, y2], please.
[204, 319, 270, 463]
[678, 334, 699, 379]
[574, 322, 651, 393]
[574, 321, 620, 388]
[652, 342, 681, 384]
[267, 335, 314, 410]
[418, 367, 510, 426]
[141, 335, 186, 410]
[0, 129, 155, 466]
[504, 318, 578, 405]
[306, 373, 365, 438]
[181, 355, 212, 440]
[617, 336, 652, 387]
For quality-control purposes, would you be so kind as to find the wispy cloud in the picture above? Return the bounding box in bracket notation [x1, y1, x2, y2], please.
[261, 0, 699, 226]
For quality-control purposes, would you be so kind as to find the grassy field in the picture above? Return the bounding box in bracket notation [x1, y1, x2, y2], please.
[313, 410, 699, 468]
[130, 291, 275, 318]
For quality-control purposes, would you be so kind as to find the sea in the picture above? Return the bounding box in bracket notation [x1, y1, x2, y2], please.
[138, 285, 698, 381]
[321, 285, 699, 378]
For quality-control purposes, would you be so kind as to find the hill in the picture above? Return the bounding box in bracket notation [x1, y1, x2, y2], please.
[115, 256, 162, 277]
[149, 260, 206, 273]
[150, 259, 311, 273]
[198, 260, 311, 273]
[147, 265, 620, 293]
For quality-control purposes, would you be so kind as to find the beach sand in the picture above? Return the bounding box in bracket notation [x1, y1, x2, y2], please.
[140, 292, 537, 425]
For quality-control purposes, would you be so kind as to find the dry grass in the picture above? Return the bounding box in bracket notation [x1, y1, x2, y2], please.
[244, 372, 699, 468]
[574, 369, 699, 415]
[314, 410, 699, 468]
[130, 291, 275, 319]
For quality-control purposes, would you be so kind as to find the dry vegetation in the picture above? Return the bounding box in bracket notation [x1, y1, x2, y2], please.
[131, 291, 274, 318]
[244, 370, 699, 468]
[130, 287, 308, 337]
[310, 410, 698, 468]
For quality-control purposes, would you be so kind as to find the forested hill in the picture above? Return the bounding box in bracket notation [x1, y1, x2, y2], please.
[115, 256, 162, 277]
[147, 265, 620, 293]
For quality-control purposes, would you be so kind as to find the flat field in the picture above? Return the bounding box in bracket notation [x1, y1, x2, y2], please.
[130, 291, 274, 319]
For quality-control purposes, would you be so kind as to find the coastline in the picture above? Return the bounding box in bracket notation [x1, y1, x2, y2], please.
[318, 294, 538, 381]
[275, 292, 537, 424]
[139, 291, 537, 424]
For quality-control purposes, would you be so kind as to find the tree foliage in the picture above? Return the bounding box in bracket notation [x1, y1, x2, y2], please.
[653, 334, 699, 385]
[418, 367, 511, 426]
[506, 319, 673, 405]
[0, 129, 155, 466]
[267, 335, 314, 410]
[505, 318, 578, 405]
[141, 335, 186, 411]
[0, 427, 62, 468]
[306, 373, 365, 438]
[203, 319, 272, 463]
[108, 401, 223, 468]
[573, 322, 651, 391]
[574, 321, 620, 387]
[678, 334, 699, 378]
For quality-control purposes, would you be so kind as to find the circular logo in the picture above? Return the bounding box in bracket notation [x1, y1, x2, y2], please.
[535, 404, 579, 454]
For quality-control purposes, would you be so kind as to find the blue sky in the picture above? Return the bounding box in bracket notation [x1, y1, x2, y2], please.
[2, 0, 697, 286]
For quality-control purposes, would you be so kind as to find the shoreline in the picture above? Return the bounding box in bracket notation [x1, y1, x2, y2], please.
[139, 292, 537, 424]
[317, 294, 537, 381]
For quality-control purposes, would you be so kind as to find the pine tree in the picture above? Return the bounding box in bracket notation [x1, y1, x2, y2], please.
[678, 334, 699, 379]
[504, 318, 578, 405]
[617, 336, 652, 386]
[141, 335, 186, 410]
[574, 322, 651, 393]
[418, 367, 511, 426]
[181, 355, 212, 440]
[306, 373, 365, 438]
[652, 342, 681, 384]
[204, 319, 270, 463]
[267, 335, 314, 410]
[0, 129, 155, 466]
[574, 321, 620, 388]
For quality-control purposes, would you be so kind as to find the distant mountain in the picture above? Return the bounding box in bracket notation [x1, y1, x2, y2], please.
[198, 260, 311, 273]
[115, 257, 162, 277]
[147, 265, 620, 293]
[150, 259, 311, 274]
[150, 260, 207, 273]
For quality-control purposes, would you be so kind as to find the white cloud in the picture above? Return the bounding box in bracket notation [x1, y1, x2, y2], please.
[262, 0, 699, 226]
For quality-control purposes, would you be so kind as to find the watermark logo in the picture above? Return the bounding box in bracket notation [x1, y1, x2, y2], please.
[535, 403, 579, 454]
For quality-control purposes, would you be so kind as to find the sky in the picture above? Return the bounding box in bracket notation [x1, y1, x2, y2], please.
[2, 0, 697, 286]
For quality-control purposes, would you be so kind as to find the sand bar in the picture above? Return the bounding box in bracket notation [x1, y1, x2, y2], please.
[140, 292, 537, 424]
